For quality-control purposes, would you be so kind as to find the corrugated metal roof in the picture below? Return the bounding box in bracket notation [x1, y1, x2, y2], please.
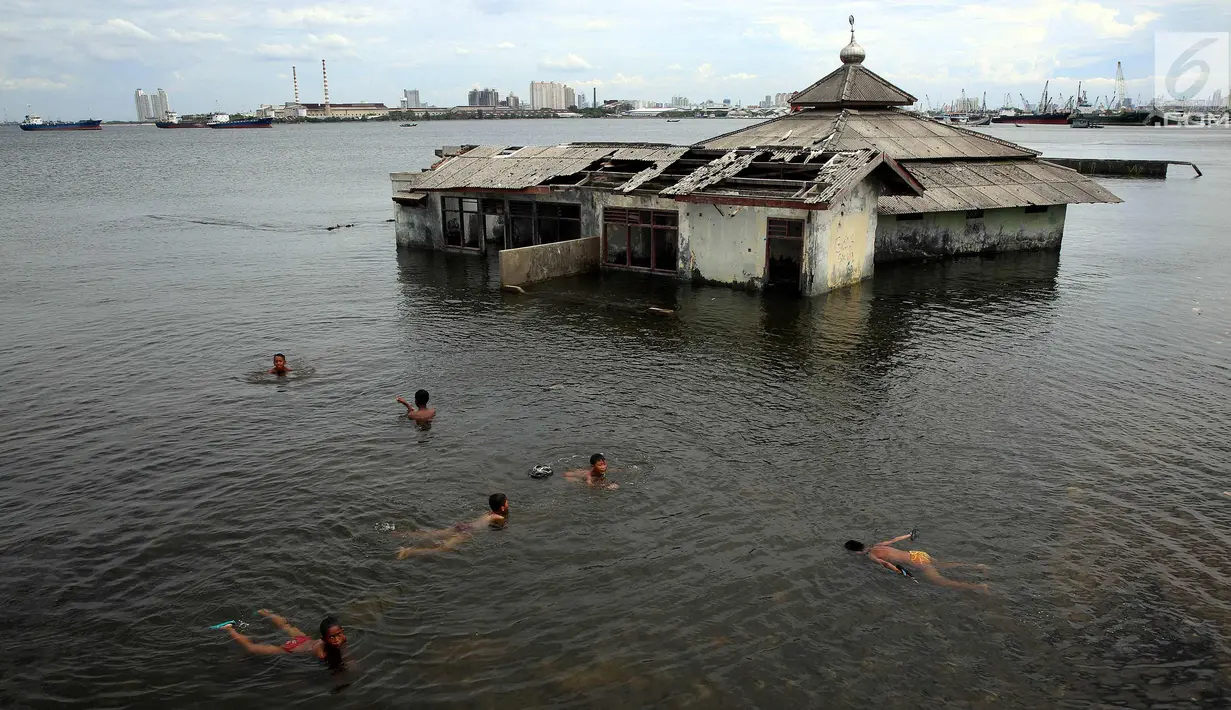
[698, 109, 1037, 160]
[660, 151, 762, 196]
[791, 64, 916, 106]
[878, 159, 1121, 214]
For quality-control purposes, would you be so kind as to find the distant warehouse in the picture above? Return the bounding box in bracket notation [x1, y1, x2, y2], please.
[299, 102, 390, 119]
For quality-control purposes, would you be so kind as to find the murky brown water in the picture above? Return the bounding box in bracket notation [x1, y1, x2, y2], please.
[2, 120, 1229, 708]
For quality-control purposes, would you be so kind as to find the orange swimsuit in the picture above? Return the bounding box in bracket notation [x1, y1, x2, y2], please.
[908, 551, 933, 565]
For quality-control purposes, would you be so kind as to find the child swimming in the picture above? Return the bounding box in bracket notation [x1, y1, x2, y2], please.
[564, 453, 618, 490]
[268, 353, 292, 376]
[395, 494, 508, 560]
[221, 610, 348, 670]
[845, 533, 989, 593]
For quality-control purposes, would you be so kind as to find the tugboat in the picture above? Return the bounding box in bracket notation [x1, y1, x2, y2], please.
[155, 111, 208, 128]
[19, 114, 102, 131]
[206, 113, 273, 129]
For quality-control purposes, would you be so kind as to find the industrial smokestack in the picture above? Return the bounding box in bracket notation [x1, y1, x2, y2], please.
[593, 87, 597, 109]
[322, 59, 331, 116]
[292, 66, 300, 104]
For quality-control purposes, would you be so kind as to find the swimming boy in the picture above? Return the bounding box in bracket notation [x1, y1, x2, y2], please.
[396, 389, 435, 423]
[395, 493, 508, 559]
[845, 533, 988, 593]
[221, 609, 348, 670]
[564, 453, 618, 490]
[268, 353, 292, 376]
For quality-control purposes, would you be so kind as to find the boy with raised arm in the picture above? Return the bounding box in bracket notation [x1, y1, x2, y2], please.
[845, 533, 988, 593]
[396, 389, 435, 423]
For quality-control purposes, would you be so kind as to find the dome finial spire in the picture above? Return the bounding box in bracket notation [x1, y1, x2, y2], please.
[840, 14, 866, 64]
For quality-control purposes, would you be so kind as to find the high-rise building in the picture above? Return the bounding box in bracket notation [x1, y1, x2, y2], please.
[671, 96, 690, 109]
[468, 88, 500, 106]
[529, 81, 575, 110]
[400, 89, 422, 109]
[133, 89, 154, 121]
[773, 92, 792, 107]
[504, 93, 521, 110]
[149, 89, 170, 120]
[577, 93, 589, 109]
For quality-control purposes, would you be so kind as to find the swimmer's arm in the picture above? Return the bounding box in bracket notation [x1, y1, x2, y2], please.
[873, 558, 904, 574]
[875, 533, 913, 547]
[396, 397, 413, 413]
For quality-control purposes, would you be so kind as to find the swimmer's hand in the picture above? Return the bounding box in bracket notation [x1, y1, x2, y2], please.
[605, 483, 619, 490]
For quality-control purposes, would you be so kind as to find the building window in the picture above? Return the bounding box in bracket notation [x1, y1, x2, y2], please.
[603, 208, 678, 273]
[966, 209, 985, 219]
[1024, 205, 1049, 214]
[895, 213, 924, 222]
[442, 197, 482, 249]
[767, 218, 804, 240]
[506, 200, 581, 248]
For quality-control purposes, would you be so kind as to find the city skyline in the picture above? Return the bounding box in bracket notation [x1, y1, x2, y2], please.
[1, 0, 1228, 120]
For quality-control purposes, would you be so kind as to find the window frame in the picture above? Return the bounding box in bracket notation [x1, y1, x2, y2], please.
[603, 207, 679, 274]
[505, 199, 582, 248]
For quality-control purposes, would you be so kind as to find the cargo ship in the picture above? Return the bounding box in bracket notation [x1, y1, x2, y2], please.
[206, 114, 273, 129]
[19, 114, 102, 131]
[991, 111, 1071, 125]
[155, 112, 208, 128]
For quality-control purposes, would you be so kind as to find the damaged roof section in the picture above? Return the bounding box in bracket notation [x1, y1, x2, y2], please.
[397, 142, 925, 209]
[879, 160, 1123, 214]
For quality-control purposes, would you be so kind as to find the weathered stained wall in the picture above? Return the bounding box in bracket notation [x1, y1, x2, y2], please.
[679, 204, 812, 289]
[874, 204, 1067, 263]
[805, 178, 879, 295]
[394, 194, 443, 250]
[500, 237, 600, 286]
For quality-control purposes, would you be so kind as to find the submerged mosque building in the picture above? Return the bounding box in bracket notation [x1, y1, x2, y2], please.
[390, 18, 1120, 295]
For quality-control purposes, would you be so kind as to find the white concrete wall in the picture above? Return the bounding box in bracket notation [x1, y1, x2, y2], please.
[678, 203, 811, 289]
[394, 194, 442, 250]
[875, 204, 1068, 263]
[806, 179, 879, 296]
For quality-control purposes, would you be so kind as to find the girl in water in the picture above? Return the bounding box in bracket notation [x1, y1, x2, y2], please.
[223, 609, 347, 671]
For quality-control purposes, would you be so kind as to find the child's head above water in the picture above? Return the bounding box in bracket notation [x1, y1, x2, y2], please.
[844, 540, 865, 552]
[318, 615, 346, 669]
[489, 493, 508, 514]
[589, 453, 607, 474]
[414, 389, 429, 407]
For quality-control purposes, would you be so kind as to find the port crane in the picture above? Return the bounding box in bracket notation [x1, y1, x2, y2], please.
[1019, 93, 1034, 112]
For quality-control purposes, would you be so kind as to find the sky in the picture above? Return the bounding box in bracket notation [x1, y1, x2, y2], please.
[1, 0, 1228, 120]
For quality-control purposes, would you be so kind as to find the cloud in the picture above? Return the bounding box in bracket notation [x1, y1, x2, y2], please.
[455, 47, 472, 55]
[584, 19, 612, 30]
[753, 16, 822, 50]
[696, 63, 714, 80]
[0, 76, 69, 90]
[495, 41, 516, 49]
[165, 29, 227, 43]
[94, 18, 157, 41]
[539, 53, 593, 71]
[665, 63, 682, 71]
[722, 72, 758, 81]
[268, 6, 379, 26]
[253, 33, 355, 60]
[575, 73, 645, 87]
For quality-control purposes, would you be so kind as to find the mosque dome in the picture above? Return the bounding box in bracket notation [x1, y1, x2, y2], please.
[839, 15, 865, 64]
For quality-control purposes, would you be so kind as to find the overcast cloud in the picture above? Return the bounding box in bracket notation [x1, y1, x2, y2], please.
[0, 0, 1226, 119]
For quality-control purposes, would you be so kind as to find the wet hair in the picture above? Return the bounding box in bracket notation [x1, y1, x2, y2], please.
[273, 353, 286, 361]
[414, 389, 429, 407]
[319, 616, 345, 670]
[489, 493, 507, 512]
[589, 453, 605, 466]
[844, 540, 865, 552]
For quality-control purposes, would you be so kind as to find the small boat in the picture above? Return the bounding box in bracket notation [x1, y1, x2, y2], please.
[206, 114, 273, 129]
[1070, 118, 1104, 129]
[399, 123, 417, 127]
[19, 114, 102, 131]
[666, 119, 681, 122]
